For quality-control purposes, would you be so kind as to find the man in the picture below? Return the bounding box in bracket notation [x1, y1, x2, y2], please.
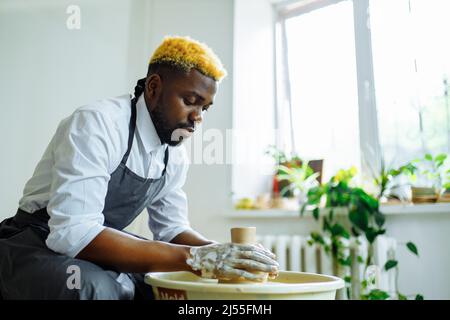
[0, 36, 278, 299]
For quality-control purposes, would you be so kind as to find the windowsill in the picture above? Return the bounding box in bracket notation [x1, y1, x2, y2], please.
[228, 202, 450, 219]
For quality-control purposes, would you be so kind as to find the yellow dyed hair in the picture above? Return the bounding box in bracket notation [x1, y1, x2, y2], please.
[149, 36, 227, 82]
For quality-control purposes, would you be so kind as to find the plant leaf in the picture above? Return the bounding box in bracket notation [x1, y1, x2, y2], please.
[309, 232, 325, 246]
[275, 174, 292, 181]
[338, 256, 352, 266]
[366, 228, 385, 243]
[374, 211, 386, 228]
[435, 153, 447, 166]
[312, 207, 320, 220]
[415, 294, 424, 300]
[331, 223, 347, 238]
[351, 226, 360, 237]
[349, 209, 369, 232]
[279, 185, 291, 197]
[398, 293, 407, 300]
[361, 280, 368, 289]
[384, 259, 398, 271]
[307, 186, 324, 205]
[323, 217, 331, 232]
[406, 242, 419, 256]
[365, 229, 377, 243]
[367, 289, 390, 300]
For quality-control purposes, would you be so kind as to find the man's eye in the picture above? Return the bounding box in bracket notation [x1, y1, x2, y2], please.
[184, 98, 194, 106]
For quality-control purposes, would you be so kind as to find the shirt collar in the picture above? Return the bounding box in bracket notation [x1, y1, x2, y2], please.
[136, 94, 163, 153]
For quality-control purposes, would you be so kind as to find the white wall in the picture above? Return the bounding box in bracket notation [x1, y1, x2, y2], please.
[0, 0, 148, 219]
[385, 213, 450, 300]
[232, 0, 276, 201]
[0, 0, 235, 246]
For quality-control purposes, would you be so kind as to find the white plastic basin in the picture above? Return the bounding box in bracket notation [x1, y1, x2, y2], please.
[145, 271, 344, 300]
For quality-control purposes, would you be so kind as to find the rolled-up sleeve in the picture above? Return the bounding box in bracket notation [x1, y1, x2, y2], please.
[46, 110, 118, 258]
[147, 149, 193, 242]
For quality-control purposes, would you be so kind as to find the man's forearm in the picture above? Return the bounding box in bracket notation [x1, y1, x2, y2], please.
[76, 228, 192, 273]
[170, 229, 216, 246]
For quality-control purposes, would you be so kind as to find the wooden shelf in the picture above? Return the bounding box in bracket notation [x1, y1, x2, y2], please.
[228, 203, 450, 219]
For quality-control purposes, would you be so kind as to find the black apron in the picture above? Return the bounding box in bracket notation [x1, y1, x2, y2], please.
[0, 96, 169, 299]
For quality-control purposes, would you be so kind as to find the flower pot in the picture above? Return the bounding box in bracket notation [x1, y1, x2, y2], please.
[411, 186, 438, 204]
[438, 189, 450, 203]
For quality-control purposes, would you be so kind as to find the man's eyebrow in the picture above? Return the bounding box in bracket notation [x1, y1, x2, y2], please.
[186, 91, 205, 101]
[187, 91, 214, 106]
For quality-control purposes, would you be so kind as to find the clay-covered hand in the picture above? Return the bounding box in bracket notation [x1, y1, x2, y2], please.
[186, 243, 279, 281]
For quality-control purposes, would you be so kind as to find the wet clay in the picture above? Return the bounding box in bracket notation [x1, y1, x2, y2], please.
[218, 227, 269, 284]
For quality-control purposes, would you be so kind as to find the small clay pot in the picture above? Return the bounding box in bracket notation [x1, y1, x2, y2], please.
[438, 189, 450, 203]
[411, 186, 438, 203]
[218, 227, 269, 284]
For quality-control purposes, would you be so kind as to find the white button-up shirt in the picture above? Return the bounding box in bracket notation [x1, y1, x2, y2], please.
[19, 94, 193, 258]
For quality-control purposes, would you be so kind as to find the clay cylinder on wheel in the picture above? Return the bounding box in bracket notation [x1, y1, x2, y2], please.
[218, 227, 269, 284]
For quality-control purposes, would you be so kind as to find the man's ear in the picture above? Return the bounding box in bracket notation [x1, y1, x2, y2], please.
[145, 74, 162, 111]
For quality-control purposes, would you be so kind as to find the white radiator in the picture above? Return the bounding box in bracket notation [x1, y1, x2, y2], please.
[257, 234, 397, 299]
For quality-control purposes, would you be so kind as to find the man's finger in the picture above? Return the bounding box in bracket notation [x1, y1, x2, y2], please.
[238, 250, 279, 267]
[256, 243, 275, 257]
[217, 265, 268, 282]
[227, 258, 279, 273]
[232, 244, 276, 259]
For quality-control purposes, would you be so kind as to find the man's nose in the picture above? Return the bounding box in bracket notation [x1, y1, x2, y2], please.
[189, 108, 203, 124]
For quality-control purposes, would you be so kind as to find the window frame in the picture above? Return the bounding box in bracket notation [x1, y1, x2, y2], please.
[274, 0, 382, 180]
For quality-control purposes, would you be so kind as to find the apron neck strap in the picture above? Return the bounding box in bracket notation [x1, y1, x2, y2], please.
[121, 97, 137, 165]
[162, 146, 169, 176]
[121, 97, 170, 177]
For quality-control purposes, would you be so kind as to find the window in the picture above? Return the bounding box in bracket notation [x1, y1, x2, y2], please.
[282, 1, 360, 182]
[370, 0, 450, 166]
[276, 0, 450, 182]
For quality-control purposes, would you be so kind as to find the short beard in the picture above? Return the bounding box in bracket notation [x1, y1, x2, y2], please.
[150, 106, 179, 146]
[150, 104, 194, 147]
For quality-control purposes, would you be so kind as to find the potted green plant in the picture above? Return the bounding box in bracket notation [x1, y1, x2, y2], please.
[408, 154, 447, 204]
[265, 145, 323, 198]
[298, 167, 422, 300]
[438, 168, 450, 202]
[266, 146, 301, 198]
[371, 158, 416, 204]
[276, 161, 320, 206]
